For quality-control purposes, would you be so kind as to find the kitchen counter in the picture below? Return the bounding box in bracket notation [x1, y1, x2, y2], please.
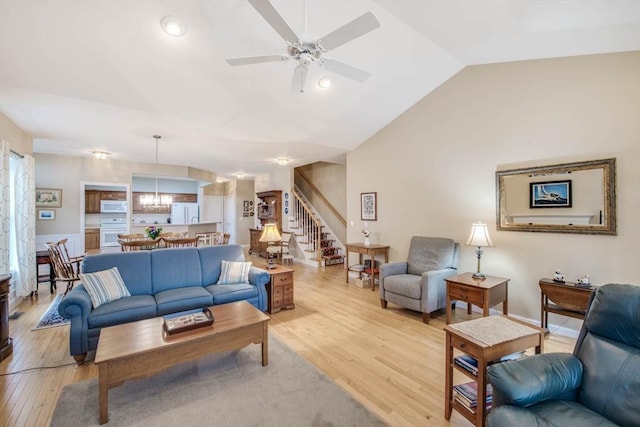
[130, 222, 221, 237]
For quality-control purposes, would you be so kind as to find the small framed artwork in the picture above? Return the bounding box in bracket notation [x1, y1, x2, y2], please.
[530, 180, 572, 208]
[37, 209, 56, 220]
[36, 188, 62, 208]
[361, 192, 377, 221]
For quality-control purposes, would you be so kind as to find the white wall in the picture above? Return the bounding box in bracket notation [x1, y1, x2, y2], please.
[346, 51, 640, 329]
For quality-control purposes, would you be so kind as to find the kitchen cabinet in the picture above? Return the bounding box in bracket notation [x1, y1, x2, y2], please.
[85, 228, 100, 250]
[85, 190, 101, 214]
[172, 193, 197, 203]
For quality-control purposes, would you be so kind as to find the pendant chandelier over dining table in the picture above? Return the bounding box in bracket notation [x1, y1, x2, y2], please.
[140, 135, 173, 207]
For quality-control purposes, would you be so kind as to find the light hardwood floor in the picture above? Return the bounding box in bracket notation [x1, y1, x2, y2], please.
[0, 254, 575, 426]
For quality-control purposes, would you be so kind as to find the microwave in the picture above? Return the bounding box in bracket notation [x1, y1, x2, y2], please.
[100, 200, 128, 213]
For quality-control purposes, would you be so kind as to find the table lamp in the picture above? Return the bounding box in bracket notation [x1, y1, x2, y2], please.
[466, 222, 494, 279]
[259, 223, 281, 269]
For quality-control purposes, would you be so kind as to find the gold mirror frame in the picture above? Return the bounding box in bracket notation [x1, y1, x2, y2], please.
[496, 158, 617, 235]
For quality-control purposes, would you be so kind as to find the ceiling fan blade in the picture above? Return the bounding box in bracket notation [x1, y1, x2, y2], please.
[226, 55, 289, 66]
[317, 11, 380, 52]
[248, 0, 300, 44]
[291, 65, 308, 94]
[322, 59, 370, 82]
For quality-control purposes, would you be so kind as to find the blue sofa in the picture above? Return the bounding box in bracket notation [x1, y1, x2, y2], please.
[58, 245, 270, 365]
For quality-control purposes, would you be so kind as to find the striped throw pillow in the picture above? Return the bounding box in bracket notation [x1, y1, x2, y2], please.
[217, 260, 252, 285]
[80, 267, 131, 308]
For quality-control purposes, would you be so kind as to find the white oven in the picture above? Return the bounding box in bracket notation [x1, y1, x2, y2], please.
[100, 218, 128, 247]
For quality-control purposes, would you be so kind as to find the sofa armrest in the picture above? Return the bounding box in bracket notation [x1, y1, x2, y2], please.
[58, 284, 93, 320]
[57, 284, 94, 356]
[248, 266, 270, 288]
[248, 266, 270, 312]
[488, 353, 582, 407]
[380, 262, 408, 279]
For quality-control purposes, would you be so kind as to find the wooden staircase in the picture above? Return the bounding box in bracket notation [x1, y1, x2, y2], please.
[289, 188, 344, 267]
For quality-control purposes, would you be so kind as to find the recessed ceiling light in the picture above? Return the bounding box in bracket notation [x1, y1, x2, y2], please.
[216, 177, 225, 183]
[277, 157, 289, 166]
[318, 77, 332, 89]
[92, 151, 110, 160]
[236, 173, 245, 179]
[161, 16, 186, 37]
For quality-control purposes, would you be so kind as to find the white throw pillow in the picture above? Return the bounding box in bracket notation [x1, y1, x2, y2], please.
[217, 260, 252, 285]
[80, 267, 131, 308]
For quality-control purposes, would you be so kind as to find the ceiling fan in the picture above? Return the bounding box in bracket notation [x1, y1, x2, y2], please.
[226, 0, 381, 93]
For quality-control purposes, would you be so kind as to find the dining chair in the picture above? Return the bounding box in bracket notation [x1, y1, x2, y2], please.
[163, 237, 199, 248]
[46, 241, 81, 295]
[159, 232, 188, 238]
[119, 239, 160, 251]
[195, 232, 215, 246]
[58, 238, 85, 266]
[222, 233, 231, 245]
[266, 232, 293, 264]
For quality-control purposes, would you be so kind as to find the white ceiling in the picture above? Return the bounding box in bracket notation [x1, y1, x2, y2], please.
[1, 0, 639, 179]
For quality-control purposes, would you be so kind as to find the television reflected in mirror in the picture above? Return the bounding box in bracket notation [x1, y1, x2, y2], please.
[496, 158, 616, 235]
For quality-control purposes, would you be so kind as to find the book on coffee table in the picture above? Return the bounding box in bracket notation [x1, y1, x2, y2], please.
[163, 308, 214, 336]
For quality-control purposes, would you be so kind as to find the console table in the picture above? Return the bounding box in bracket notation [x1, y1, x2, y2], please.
[445, 273, 510, 324]
[539, 278, 596, 330]
[0, 274, 13, 362]
[344, 243, 389, 291]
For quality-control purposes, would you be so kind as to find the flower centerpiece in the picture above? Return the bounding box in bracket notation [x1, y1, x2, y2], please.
[362, 229, 371, 246]
[146, 226, 162, 240]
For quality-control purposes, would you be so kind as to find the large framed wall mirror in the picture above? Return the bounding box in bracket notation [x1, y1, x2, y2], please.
[496, 158, 617, 235]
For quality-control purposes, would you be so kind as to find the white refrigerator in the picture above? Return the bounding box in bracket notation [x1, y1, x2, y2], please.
[171, 203, 199, 225]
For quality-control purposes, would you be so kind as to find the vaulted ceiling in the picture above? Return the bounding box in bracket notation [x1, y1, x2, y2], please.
[1, 0, 639, 179]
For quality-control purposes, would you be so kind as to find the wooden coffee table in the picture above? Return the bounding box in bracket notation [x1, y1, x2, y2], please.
[94, 301, 270, 424]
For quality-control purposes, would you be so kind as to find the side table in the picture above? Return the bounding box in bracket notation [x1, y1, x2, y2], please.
[344, 243, 390, 291]
[444, 315, 544, 427]
[445, 273, 509, 324]
[539, 278, 596, 330]
[265, 265, 294, 314]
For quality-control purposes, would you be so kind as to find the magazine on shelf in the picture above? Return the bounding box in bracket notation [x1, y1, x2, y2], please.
[163, 308, 214, 336]
[453, 381, 493, 406]
[454, 355, 478, 375]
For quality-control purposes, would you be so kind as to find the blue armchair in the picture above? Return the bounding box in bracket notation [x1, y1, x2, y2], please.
[487, 283, 640, 427]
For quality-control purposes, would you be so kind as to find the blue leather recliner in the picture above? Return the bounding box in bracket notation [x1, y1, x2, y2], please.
[487, 283, 640, 427]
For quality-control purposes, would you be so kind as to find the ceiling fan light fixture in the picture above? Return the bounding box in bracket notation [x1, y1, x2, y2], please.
[161, 16, 186, 37]
[236, 172, 245, 179]
[318, 77, 332, 89]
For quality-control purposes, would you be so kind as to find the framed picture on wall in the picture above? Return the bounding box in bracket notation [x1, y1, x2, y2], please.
[361, 192, 377, 221]
[36, 188, 62, 208]
[37, 209, 56, 220]
[530, 180, 572, 208]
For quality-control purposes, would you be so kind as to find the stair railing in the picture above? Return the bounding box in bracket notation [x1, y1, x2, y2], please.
[290, 188, 323, 266]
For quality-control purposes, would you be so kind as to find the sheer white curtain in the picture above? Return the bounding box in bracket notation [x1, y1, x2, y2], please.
[0, 140, 9, 275]
[9, 154, 36, 297]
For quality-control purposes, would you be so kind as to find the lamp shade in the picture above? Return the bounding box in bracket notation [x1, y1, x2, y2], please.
[466, 222, 494, 247]
[259, 223, 282, 243]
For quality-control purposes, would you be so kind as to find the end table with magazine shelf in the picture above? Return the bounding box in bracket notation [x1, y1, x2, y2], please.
[444, 315, 544, 427]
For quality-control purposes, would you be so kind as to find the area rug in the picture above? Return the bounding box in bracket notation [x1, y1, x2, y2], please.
[32, 295, 70, 330]
[51, 334, 387, 427]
